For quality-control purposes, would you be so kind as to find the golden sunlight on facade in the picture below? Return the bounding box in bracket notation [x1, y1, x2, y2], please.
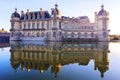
[10, 4, 110, 41]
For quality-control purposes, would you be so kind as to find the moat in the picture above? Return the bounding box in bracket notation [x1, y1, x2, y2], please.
[0, 41, 120, 80]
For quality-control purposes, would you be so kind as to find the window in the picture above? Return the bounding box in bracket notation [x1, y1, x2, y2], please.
[11, 22, 14, 29]
[42, 22, 44, 28]
[37, 53, 39, 58]
[24, 53, 26, 57]
[103, 32, 106, 38]
[37, 23, 39, 29]
[47, 21, 49, 29]
[32, 23, 35, 29]
[71, 32, 74, 38]
[59, 32, 62, 36]
[41, 32, 44, 37]
[53, 32, 56, 38]
[78, 32, 81, 38]
[37, 32, 40, 37]
[59, 22, 61, 29]
[32, 53, 34, 58]
[46, 32, 49, 37]
[24, 23, 26, 29]
[28, 23, 30, 29]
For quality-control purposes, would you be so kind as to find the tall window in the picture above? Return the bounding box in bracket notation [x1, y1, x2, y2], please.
[42, 22, 44, 28]
[37, 32, 40, 37]
[47, 21, 49, 29]
[41, 32, 44, 37]
[11, 22, 14, 29]
[53, 32, 56, 38]
[32, 23, 35, 29]
[32, 53, 34, 58]
[53, 20, 57, 27]
[28, 23, 30, 29]
[37, 22, 39, 29]
[24, 23, 26, 29]
[24, 52, 26, 57]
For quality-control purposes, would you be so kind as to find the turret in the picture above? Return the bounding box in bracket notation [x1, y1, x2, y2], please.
[96, 5, 109, 41]
[51, 4, 61, 18]
[10, 8, 22, 40]
[10, 8, 21, 30]
[11, 8, 20, 20]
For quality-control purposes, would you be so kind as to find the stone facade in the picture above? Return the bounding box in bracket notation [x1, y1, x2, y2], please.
[10, 4, 109, 41]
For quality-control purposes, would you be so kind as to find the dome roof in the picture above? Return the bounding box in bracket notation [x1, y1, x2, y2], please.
[98, 5, 107, 16]
[13, 12, 20, 18]
[11, 8, 20, 18]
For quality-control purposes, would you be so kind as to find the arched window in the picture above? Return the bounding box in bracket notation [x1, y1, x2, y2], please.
[47, 21, 49, 29]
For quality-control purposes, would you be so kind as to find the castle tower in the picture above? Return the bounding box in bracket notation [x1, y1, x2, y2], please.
[96, 5, 110, 41]
[50, 4, 62, 41]
[10, 8, 21, 40]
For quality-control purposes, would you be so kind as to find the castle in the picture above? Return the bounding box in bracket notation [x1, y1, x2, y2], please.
[10, 4, 110, 41]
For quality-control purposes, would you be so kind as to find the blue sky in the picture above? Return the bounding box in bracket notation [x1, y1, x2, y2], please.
[0, 0, 120, 34]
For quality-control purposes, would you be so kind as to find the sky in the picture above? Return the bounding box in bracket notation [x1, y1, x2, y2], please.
[0, 0, 120, 34]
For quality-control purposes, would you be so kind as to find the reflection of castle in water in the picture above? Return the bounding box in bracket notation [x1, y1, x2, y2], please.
[0, 41, 9, 50]
[10, 41, 109, 78]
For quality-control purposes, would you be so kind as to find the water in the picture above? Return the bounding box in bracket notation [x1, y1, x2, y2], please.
[0, 41, 120, 80]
